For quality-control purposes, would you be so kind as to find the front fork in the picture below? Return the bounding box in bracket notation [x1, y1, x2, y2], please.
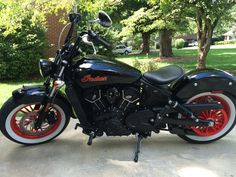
[34, 61, 67, 130]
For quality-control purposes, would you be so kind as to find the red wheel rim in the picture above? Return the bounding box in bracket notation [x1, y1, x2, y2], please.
[10, 103, 62, 139]
[190, 95, 230, 136]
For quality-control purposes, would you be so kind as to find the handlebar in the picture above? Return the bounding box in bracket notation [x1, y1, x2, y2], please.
[88, 30, 112, 50]
[69, 13, 81, 23]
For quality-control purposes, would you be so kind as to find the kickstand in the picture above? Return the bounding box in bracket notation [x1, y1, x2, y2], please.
[87, 132, 95, 146]
[134, 134, 143, 163]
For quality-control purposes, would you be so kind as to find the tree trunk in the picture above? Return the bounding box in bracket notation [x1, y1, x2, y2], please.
[196, 11, 217, 69]
[197, 42, 211, 69]
[141, 32, 150, 54]
[159, 29, 173, 57]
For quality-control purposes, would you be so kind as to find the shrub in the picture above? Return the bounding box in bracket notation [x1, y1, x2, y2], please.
[130, 34, 143, 50]
[211, 36, 224, 45]
[183, 41, 189, 47]
[215, 40, 236, 45]
[175, 38, 185, 49]
[0, 19, 46, 80]
[132, 59, 142, 69]
[132, 59, 158, 72]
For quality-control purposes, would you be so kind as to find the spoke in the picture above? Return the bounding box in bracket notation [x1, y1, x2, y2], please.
[29, 105, 34, 111]
[212, 126, 218, 132]
[202, 111, 208, 119]
[34, 104, 41, 110]
[20, 110, 28, 114]
[24, 121, 31, 126]
[24, 107, 31, 113]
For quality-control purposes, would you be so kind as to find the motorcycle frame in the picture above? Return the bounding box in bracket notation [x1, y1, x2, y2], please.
[12, 67, 230, 133]
[11, 12, 236, 134]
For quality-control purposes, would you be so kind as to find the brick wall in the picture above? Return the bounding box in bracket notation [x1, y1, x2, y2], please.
[44, 11, 69, 58]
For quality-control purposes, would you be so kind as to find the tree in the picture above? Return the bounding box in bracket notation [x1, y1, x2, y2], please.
[146, 0, 189, 57]
[109, 0, 152, 53]
[0, 0, 77, 35]
[214, 5, 236, 37]
[185, 0, 236, 69]
[0, 0, 117, 35]
[120, 6, 159, 53]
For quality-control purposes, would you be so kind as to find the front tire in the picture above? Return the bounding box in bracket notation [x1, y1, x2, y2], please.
[178, 92, 236, 144]
[0, 97, 70, 145]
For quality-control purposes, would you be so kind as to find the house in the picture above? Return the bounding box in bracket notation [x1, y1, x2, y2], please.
[44, 11, 70, 58]
[175, 33, 197, 42]
[223, 27, 236, 41]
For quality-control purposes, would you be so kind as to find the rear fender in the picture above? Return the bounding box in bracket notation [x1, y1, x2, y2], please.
[12, 85, 75, 118]
[171, 68, 236, 101]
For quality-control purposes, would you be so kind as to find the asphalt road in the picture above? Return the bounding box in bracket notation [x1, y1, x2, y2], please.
[0, 119, 236, 177]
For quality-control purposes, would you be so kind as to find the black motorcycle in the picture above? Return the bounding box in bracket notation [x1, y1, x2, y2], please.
[1, 11, 236, 162]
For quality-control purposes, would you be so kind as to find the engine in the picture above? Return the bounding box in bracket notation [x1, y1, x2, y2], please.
[83, 86, 140, 136]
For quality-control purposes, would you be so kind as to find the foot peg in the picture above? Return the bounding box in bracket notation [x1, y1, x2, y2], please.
[134, 134, 143, 163]
[87, 132, 95, 146]
[74, 123, 80, 130]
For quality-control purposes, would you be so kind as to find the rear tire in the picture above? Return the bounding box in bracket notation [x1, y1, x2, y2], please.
[178, 92, 236, 144]
[0, 97, 70, 145]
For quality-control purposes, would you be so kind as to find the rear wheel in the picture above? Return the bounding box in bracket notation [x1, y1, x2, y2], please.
[0, 97, 70, 145]
[178, 92, 236, 143]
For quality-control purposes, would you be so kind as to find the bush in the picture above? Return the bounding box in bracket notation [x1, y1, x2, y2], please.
[175, 38, 185, 49]
[132, 59, 158, 72]
[211, 36, 224, 45]
[215, 40, 236, 45]
[0, 19, 46, 80]
[183, 41, 189, 47]
[130, 34, 143, 50]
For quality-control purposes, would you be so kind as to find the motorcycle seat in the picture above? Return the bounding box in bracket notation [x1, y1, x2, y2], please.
[143, 65, 184, 85]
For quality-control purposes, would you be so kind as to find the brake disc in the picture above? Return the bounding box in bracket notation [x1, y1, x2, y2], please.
[19, 112, 53, 136]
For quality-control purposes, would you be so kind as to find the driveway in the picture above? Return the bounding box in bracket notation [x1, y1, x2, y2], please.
[0, 119, 236, 177]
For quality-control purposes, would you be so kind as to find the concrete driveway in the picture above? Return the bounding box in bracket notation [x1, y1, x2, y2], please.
[0, 119, 236, 177]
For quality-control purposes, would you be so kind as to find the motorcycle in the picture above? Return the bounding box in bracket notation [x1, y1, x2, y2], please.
[1, 11, 236, 162]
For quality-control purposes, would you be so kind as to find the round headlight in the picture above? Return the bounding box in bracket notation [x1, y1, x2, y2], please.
[39, 59, 54, 78]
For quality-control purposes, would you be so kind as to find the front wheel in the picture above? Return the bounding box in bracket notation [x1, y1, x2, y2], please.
[0, 97, 70, 145]
[178, 92, 236, 144]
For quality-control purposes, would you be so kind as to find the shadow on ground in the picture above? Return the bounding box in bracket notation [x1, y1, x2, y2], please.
[0, 119, 236, 177]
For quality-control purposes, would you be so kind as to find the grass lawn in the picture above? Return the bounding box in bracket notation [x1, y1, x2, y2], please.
[0, 80, 42, 107]
[117, 48, 236, 73]
[0, 48, 235, 107]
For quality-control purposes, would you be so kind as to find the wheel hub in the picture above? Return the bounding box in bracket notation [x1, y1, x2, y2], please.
[190, 95, 230, 137]
[19, 111, 52, 136]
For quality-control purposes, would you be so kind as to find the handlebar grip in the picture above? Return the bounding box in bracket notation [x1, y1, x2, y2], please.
[94, 35, 112, 50]
[88, 30, 112, 50]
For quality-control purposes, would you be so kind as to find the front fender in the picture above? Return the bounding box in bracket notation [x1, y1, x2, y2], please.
[171, 68, 236, 101]
[12, 85, 75, 118]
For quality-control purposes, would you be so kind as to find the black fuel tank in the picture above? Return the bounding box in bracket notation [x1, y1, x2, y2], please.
[73, 55, 141, 88]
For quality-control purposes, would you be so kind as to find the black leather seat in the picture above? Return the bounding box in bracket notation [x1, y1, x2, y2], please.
[143, 65, 184, 85]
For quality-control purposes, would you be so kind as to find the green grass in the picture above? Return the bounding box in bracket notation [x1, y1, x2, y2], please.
[0, 48, 236, 107]
[174, 48, 236, 72]
[0, 80, 43, 107]
[117, 48, 236, 73]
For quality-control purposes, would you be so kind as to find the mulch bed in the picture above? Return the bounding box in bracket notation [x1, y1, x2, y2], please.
[152, 56, 195, 62]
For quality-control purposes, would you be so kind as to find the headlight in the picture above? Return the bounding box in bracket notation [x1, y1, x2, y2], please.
[39, 59, 55, 78]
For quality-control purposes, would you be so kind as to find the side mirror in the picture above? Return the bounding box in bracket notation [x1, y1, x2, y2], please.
[98, 11, 112, 28]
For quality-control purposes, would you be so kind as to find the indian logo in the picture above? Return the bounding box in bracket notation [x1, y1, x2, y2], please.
[81, 74, 108, 83]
